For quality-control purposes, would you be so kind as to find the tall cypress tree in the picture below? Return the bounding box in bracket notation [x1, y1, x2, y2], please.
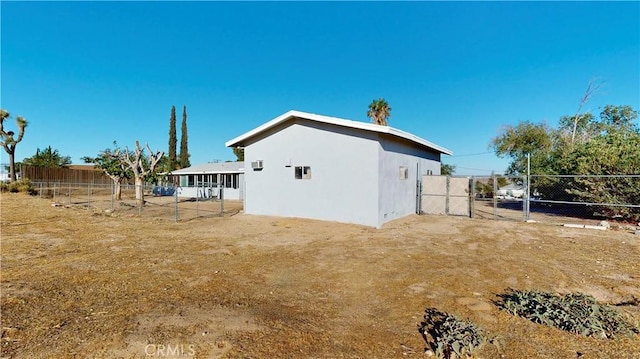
[179, 105, 190, 168]
[168, 105, 177, 170]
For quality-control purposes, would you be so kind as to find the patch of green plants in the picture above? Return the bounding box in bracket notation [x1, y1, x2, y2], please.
[0, 179, 36, 194]
[419, 308, 499, 359]
[495, 289, 639, 339]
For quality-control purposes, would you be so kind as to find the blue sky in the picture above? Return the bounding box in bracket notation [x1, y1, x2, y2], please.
[1, 1, 638, 175]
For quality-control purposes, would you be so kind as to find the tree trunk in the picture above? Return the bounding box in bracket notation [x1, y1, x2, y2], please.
[8, 150, 16, 182]
[115, 179, 123, 201]
[107, 175, 124, 200]
[135, 176, 144, 205]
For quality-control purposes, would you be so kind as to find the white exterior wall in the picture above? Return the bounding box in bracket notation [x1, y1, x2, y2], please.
[244, 120, 381, 227]
[176, 183, 243, 200]
[377, 136, 442, 226]
[175, 173, 244, 200]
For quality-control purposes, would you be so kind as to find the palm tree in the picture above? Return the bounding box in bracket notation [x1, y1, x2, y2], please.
[1, 109, 28, 182]
[367, 98, 391, 126]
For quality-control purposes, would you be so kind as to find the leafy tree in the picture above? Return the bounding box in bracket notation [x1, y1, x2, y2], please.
[495, 176, 508, 188]
[475, 180, 492, 198]
[558, 117, 640, 221]
[492, 104, 639, 220]
[598, 105, 637, 131]
[145, 153, 170, 185]
[179, 105, 191, 168]
[491, 121, 553, 176]
[440, 163, 456, 176]
[82, 142, 133, 200]
[0, 109, 28, 182]
[120, 141, 164, 205]
[168, 105, 177, 171]
[475, 176, 509, 198]
[232, 147, 244, 161]
[22, 146, 71, 168]
[367, 98, 391, 126]
[557, 113, 598, 146]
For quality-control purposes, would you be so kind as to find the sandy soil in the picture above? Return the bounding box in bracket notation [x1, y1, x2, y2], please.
[1, 193, 639, 358]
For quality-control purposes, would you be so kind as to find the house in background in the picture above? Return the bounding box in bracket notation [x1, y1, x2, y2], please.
[169, 161, 244, 200]
[496, 183, 524, 199]
[226, 110, 452, 228]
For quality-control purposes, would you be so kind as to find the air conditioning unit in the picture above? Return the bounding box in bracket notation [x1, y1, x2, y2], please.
[251, 160, 263, 169]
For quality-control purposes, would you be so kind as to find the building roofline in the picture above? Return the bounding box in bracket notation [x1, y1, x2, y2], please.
[225, 110, 453, 155]
[168, 162, 245, 175]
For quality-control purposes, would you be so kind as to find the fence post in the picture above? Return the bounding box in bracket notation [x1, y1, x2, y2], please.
[415, 177, 422, 214]
[525, 153, 531, 221]
[445, 176, 450, 215]
[138, 184, 142, 216]
[174, 185, 178, 223]
[196, 185, 200, 218]
[220, 185, 224, 216]
[469, 177, 475, 218]
[415, 163, 421, 215]
[111, 182, 114, 211]
[522, 175, 528, 221]
[53, 183, 57, 203]
[88, 182, 91, 207]
[68, 182, 71, 205]
[492, 171, 497, 219]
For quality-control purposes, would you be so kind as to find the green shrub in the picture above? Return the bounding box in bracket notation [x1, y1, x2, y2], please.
[495, 289, 638, 339]
[0, 179, 36, 195]
[419, 308, 487, 359]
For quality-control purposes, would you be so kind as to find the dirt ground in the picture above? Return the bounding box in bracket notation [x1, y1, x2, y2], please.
[1, 193, 639, 358]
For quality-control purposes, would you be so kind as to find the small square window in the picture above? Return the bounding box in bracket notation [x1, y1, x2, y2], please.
[399, 166, 408, 180]
[295, 166, 311, 179]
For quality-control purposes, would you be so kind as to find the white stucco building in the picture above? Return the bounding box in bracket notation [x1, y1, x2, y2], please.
[225, 110, 452, 228]
[496, 183, 524, 199]
[169, 162, 244, 200]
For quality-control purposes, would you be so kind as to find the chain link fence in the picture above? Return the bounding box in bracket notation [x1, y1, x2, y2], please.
[471, 175, 526, 222]
[422, 174, 639, 225]
[31, 182, 242, 222]
[527, 175, 640, 224]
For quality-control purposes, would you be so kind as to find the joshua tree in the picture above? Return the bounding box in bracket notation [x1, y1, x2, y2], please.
[0, 109, 28, 182]
[367, 98, 391, 126]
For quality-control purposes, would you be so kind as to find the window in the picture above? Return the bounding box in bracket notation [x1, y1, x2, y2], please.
[399, 166, 408, 180]
[294, 166, 311, 180]
[222, 174, 239, 189]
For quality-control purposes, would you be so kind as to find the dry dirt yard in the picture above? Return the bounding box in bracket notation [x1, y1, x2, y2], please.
[1, 193, 639, 359]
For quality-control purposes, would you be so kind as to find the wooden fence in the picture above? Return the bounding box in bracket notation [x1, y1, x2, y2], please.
[21, 165, 113, 185]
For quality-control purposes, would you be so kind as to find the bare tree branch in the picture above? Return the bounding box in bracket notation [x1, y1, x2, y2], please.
[145, 143, 164, 174]
[571, 78, 604, 145]
[118, 141, 165, 204]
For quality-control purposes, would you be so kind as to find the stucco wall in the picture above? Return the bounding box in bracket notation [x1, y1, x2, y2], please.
[244, 119, 381, 227]
[377, 136, 442, 225]
[176, 184, 243, 200]
[176, 173, 244, 200]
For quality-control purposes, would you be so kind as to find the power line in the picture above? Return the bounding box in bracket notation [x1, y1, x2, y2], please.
[454, 166, 504, 173]
[448, 151, 494, 158]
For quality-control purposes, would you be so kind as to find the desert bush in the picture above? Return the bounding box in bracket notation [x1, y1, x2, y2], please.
[0, 179, 36, 195]
[495, 289, 638, 339]
[419, 308, 491, 359]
